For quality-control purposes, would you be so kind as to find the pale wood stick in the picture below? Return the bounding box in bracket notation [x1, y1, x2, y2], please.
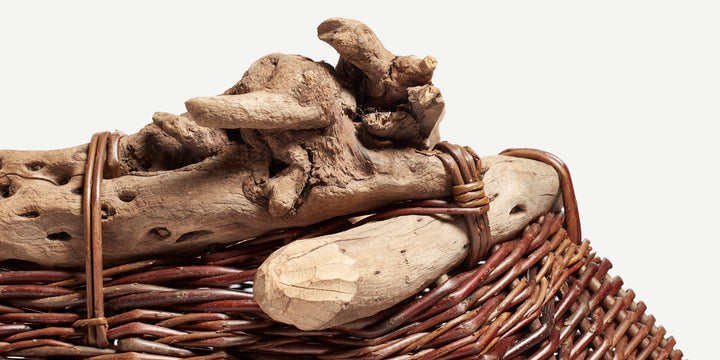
[254, 156, 560, 330]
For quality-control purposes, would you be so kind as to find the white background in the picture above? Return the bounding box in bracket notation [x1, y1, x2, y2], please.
[1, 1, 718, 357]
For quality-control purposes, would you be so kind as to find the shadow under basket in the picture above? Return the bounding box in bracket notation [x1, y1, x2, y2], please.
[0, 142, 683, 360]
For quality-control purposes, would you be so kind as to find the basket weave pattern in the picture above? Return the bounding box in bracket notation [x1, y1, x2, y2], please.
[0, 142, 683, 359]
[0, 211, 682, 359]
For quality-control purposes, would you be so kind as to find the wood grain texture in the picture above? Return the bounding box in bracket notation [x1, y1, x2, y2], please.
[255, 215, 467, 330]
[254, 155, 560, 330]
[0, 18, 449, 269]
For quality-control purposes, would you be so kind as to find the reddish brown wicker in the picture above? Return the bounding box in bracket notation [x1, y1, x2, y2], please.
[0, 142, 683, 359]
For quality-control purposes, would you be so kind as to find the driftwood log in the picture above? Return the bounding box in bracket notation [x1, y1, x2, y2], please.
[0, 18, 449, 269]
[255, 156, 560, 330]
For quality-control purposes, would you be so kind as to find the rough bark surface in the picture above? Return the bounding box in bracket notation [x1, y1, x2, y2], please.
[0, 17, 560, 277]
[0, 18, 451, 269]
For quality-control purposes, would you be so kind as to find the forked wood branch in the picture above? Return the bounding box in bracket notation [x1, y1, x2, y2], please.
[0, 18, 442, 269]
[0, 17, 558, 283]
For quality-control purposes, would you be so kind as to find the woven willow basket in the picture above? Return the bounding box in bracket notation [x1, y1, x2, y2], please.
[0, 141, 683, 360]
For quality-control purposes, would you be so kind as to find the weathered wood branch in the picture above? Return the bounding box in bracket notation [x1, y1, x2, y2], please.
[0, 135, 451, 269]
[318, 18, 437, 107]
[255, 156, 561, 330]
[0, 18, 454, 269]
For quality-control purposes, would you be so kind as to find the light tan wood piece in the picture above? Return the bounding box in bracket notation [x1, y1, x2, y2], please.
[255, 214, 467, 331]
[254, 155, 560, 330]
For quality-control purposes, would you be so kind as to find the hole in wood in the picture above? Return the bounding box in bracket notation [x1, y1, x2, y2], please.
[118, 192, 136, 203]
[225, 128, 245, 144]
[19, 211, 40, 218]
[0, 183, 14, 198]
[176, 230, 213, 243]
[101, 204, 116, 219]
[509, 204, 526, 215]
[269, 158, 290, 178]
[56, 174, 73, 186]
[0, 259, 40, 271]
[148, 227, 171, 241]
[47, 232, 72, 241]
[45, 164, 75, 186]
[26, 162, 45, 171]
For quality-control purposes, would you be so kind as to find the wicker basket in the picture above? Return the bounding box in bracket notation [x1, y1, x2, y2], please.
[0, 140, 683, 360]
